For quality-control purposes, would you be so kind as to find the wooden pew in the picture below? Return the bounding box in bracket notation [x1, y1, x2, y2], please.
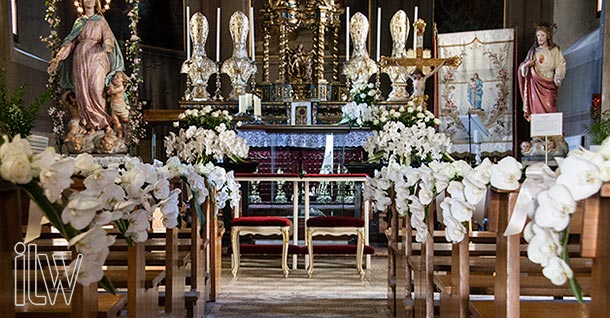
[465, 184, 610, 317]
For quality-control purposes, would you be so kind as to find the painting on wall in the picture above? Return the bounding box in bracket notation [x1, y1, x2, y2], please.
[436, 28, 515, 154]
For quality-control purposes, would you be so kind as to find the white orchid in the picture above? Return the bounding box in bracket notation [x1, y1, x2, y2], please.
[61, 191, 103, 230]
[490, 156, 522, 190]
[534, 184, 576, 231]
[74, 153, 101, 177]
[556, 156, 602, 200]
[527, 227, 562, 267]
[542, 256, 573, 285]
[38, 157, 75, 203]
[443, 212, 467, 243]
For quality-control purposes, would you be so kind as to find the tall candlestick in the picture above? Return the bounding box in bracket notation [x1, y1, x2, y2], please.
[376, 7, 381, 62]
[413, 6, 418, 51]
[186, 5, 191, 59]
[346, 6, 350, 61]
[216, 7, 221, 62]
[249, 7, 255, 62]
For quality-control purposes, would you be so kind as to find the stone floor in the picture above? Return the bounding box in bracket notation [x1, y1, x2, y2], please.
[205, 254, 391, 317]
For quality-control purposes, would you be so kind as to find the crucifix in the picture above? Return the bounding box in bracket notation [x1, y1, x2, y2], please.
[380, 19, 461, 98]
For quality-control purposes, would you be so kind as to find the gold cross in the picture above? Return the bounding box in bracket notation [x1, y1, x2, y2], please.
[380, 19, 461, 73]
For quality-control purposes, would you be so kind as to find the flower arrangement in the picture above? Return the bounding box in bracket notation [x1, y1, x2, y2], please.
[174, 106, 234, 130]
[167, 107, 249, 164]
[0, 70, 51, 138]
[0, 135, 182, 289]
[351, 82, 377, 106]
[339, 83, 377, 127]
[364, 121, 452, 167]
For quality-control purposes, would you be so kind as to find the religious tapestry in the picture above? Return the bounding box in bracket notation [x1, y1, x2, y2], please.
[436, 29, 514, 154]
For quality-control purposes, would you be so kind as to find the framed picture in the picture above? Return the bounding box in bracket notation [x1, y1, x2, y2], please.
[291, 101, 312, 125]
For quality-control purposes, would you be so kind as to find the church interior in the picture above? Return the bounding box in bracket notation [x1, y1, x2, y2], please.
[1, 0, 609, 317]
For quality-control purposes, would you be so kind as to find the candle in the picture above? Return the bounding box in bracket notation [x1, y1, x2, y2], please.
[473, 130, 479, 144]
[253, 95, 262, 117]
[413, 6, 418, 51]
[346, 6, 350, 61]
[249, 7, 255, 62]
[238, 95, 247, 113]
[186, 5, 191, 59]
[376, 7, 381, 62]
[216, 7, 221, 62]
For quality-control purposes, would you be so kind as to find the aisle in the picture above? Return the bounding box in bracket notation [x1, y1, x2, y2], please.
[206, 255, 390, 317]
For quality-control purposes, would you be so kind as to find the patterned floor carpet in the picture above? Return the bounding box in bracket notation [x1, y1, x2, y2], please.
[205, 255, 391, 317]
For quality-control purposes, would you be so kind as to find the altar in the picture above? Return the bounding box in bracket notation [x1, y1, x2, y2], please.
[237, 125, 372, 148]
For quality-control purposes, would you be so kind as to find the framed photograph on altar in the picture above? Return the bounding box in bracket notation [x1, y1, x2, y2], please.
[291, 102, 312, 125]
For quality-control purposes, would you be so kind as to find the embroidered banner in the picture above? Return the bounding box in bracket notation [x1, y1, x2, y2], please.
[437, 29, 515, 154]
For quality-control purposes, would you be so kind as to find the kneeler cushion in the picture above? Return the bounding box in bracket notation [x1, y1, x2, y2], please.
[232, 216, 291, 227]
[307, 216, 364, 228]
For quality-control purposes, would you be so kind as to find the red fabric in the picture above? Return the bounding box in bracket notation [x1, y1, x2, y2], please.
[303, 173, 369, 178]
[233, 173, 300, 178]
[232, 216, 291, 227]
[307, 245, 375, 255]
[307, 216, 364, 228]
[517, 48, 558, 115]
[227, 244, 303, 255]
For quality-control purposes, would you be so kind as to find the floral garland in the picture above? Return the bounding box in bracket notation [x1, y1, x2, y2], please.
[123, 0, 146, 146]
[361, 95, 457, 242]
[42, 0, 145, 149]
[439, 140, 610, 302]
[41, 0, 65, 139]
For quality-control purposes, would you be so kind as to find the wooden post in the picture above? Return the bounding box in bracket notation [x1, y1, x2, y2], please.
[450, 233, 470, 318]
[209, 188, 222, 301]
[165, 227, 185, 315]
[583, 184, 610, 317]
[414, 205, 435, 318]
[128, 243, 148, 318]
[191, 194, 207, 317]
[0, 182, 24, 318]
[493, 189, 520, 318]
[71, 283, 98, 318]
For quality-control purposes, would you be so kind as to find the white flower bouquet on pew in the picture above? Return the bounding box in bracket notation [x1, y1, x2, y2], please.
[438, 137, 610, 302]
[0, 135, 182, 290]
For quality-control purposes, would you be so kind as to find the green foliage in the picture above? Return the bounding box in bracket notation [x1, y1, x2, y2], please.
[0, 70, 51, 139]
[588, 110, 610, 145]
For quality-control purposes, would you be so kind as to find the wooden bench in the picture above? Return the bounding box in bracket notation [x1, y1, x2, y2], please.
[14, 294, 127, 318]
[452, 184, 610, 317]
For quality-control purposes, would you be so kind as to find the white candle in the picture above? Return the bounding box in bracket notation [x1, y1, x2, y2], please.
[413, 6, 418, 51]
[346, 6, 350, 61]
[253, 95, 262, 117]
[249, 7, 255, 62]
[186, 6, 191, 59]
[376, 7, 381, 62]
[238, 95, 247, 113]
[216, 7, 221, 62]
